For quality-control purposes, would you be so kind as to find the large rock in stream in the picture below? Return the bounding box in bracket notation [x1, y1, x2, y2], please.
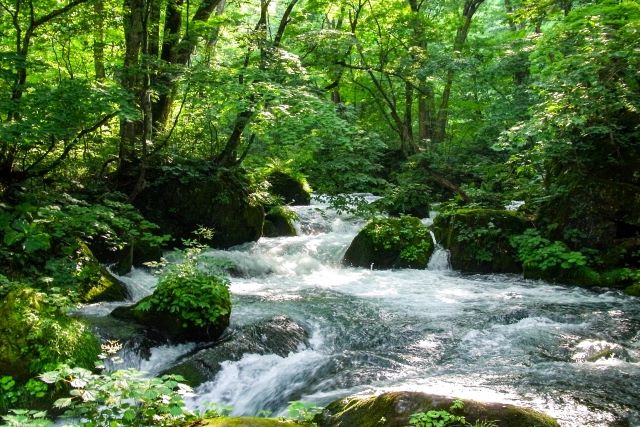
[432, 208, 530, 273]
[343, 217, 434, 269]
[267, 171, 312, 206]
[133, 163, 264, 248]
[164, 315, 309, 386]
[315, 392, 559, 427]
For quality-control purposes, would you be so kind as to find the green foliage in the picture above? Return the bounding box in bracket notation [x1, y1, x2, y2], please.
[317, 194, 380, 220]
[510, 229, 588, 272]
[409, 400, 497, 427]
[137, 247, 231, 328]
[0, 288, 100, 380]
[375, 184, 432, 218]
[39, 365, 194, 427]
[1, 409, 52, 427]
[286, 401, 322, 423]
[364, 216, 433, 264]
[0, 194, 167, 283]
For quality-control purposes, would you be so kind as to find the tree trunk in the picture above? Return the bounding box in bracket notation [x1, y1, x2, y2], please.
[119, 0, 145, 173]
[433, 0, 485, 143]
[93, 0, 106, 80]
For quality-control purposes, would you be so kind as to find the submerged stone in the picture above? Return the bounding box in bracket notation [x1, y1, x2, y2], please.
[165, 315, 309, 385]
[343, 216, 434, 269]
[315, 391, 559, 427]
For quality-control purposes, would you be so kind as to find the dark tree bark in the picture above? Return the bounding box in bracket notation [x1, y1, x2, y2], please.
[93, 0, 106, 80]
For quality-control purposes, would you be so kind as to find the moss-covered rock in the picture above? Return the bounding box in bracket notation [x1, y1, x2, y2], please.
[0, 288, 100, 381]
[315, 392, 559, 427]
[111, 267, 230, 343]
[523, 265, 601, 287]
[263, 206, 297, 238]
[624, 282, 640, 297]
[165, 315, 308, 385]
[188, 418, 299, 427]
[134, 163, 264, 248]
[46, 241, 129, 303]
[343, 217, 434, 269]
[432, 208, 530, 273]
[267, 171, 312, 206]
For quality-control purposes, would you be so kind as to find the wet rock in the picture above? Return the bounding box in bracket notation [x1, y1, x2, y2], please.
[267, 171, 312, 206]
[52, 240, 129, 303]
[263, 206, 297, 238]
[83, 314, 164, 362]
[572, 340, 630, 363]
[432, 208, 530, 273]
[134, 163, 264, 248]
[343, 216, 434, 269]
[624, 283, 640, 297]
[111, 293, 230, 344]
[188, 418, 299, 427]
[164, 315, 309, 386]
[314, 391, 559, 427]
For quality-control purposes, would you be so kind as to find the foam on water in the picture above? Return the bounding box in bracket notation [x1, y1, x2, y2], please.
[86, 195, 640, 426]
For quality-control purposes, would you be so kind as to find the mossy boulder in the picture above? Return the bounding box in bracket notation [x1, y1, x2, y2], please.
[263, 206, 297, 238]
[343, 217, 434, 269]
[624, 277, 640, 297]
[165, 315, 309, 385]
[188, 418, 299, 427]
[267, 171, 312, 206]
[134, 163, 264, 248]
[111, 267, 231, 343]
[46, 241, 129, 303]
[432, 208, 530, 273]
[523, 265, 601, 287]
[315, 392, 559, 427]
[0, 288, 100, 381]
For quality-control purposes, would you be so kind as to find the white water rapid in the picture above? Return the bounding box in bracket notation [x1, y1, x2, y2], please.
[83, 196, 640, 426]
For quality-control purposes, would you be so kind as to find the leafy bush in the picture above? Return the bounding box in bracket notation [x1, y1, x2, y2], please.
[286, 400, 323, 423]
[510, 229, 588, 272]
[39, 365, 194, 426]
[0, 193, 168, 281]
[409, 400, 497, 427]
[0, 288, 100, 382]
[375, 184, 432, 218]
[137, 248, 231, 328]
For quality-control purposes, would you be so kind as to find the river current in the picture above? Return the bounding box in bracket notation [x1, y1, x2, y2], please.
[87, 197, 640, 426]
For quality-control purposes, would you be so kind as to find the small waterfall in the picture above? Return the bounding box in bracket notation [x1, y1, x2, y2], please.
[114, 267, 158, 302]
[427, 230, 451, 271]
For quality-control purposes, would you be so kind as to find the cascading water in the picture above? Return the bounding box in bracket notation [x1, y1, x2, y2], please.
[81, 196, 640, 426]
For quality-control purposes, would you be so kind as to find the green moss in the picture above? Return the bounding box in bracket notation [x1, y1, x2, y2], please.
[191, 417, 300, 427]
[624, 283, 640, 297]
[432, 208, 529, 273]
[267, 170, 312, 206]
[135, 165, 264, 248]
[45, 241, 128, 303]
[343, 217, 434, 269]
[0, 288, 100, 381]
[315, 392, 559, 427]
[263, 206, 297, 237]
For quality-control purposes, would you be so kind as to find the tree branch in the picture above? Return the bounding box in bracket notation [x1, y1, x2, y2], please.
[32, 0, 90, 30]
